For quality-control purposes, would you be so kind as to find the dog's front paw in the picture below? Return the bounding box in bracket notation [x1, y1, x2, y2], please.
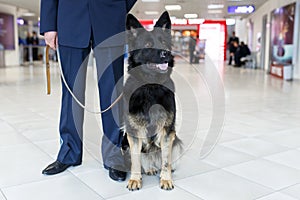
[127, 179, 142, 191]
[160, 179, 174, 190]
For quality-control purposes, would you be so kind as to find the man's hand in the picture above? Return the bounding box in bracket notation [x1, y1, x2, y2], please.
[44, 31, 58, 50]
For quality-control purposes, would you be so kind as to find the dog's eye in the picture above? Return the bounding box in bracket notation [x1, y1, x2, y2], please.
[160, 51, 167, 58]
[145, 41, 153, 48]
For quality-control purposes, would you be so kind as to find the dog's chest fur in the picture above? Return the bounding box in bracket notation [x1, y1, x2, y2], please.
[124, 79, 175, 148]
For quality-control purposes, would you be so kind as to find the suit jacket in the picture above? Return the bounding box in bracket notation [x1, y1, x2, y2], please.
[40, 0, 137, 48]
[32, 36, 39, 45]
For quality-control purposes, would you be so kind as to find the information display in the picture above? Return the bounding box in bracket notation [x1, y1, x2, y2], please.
[269, 3, 296, 80]
[270, 3, 295, 65]
[228, 5, 255, 14]
[0, 13, 15, 50]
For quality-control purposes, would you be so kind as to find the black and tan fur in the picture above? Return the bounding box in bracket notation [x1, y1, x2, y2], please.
[124, 11, 183, 191]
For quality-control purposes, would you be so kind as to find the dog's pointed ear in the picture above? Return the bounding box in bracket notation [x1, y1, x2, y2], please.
[154, 11, 171, 30]
[126, 14, 144, 37]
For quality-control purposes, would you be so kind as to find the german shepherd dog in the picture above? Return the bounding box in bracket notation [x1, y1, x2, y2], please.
[124, 11, 183, 191]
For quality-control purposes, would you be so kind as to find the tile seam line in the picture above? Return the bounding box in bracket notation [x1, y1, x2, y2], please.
[222, 159, 300, 191]
[174, 185, 205, 200]
[0, 189, 7, 200]
[253, 186, 300, 200]
[177, 165, 275, 192]
[1, 173, 105, 200]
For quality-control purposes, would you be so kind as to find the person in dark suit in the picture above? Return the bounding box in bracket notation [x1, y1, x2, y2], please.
[25, 32, 32, 61]
[227, 31, 239, 65]
[234, 41, 251, 67]
[189, 35, 196, 64]
[32, 31, 39, 60]
[40, 0, 137, 182]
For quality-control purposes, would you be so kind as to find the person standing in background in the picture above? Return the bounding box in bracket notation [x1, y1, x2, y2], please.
[32, 31, 39, 60]
[40, 0, 137, 182]
[26, 32, 32, 45]
[189, 35, 197, 64]
[228, 31, 239, 65]
[25, 32, 32, 61]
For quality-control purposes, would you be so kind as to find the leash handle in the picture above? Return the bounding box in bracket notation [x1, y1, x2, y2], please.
[46, 45, 51, 95]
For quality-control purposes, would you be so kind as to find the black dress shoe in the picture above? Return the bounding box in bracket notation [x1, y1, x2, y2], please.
[42, 160, 78, 175]
[104, 165, 127, 182]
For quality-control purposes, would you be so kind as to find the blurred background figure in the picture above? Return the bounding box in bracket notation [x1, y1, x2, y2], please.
[25, 32, 32, 61]
[227, 31, 239, 65]
[189, 35, 197, 64]
[234, 41, 251, 67]
[32, 31, 39, 60]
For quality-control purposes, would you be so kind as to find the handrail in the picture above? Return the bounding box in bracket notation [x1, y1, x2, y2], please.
[19, 45, 50, 65]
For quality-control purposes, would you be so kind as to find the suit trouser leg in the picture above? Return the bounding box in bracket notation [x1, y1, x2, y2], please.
[229, 53, 233, 65]
[189, 50, 194, 64]
[57, 45, 91, 165]
[93, 46, 125, 169]
[235, 52, 241, 66]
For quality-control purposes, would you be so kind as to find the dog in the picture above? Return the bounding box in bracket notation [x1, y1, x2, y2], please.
[123, 11, 183, 191]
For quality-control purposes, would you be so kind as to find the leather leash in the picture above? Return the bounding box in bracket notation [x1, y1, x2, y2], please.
[46, 45, 51, 95]
[45, 45, 123, 114]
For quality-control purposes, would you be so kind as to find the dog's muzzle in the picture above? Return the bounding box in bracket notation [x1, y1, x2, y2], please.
[146, 63, 169, 73]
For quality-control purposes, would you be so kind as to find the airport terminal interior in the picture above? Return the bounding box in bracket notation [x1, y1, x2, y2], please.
[1, 0, 300, 200]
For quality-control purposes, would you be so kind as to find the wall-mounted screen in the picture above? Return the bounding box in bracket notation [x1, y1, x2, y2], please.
[270, 3, 296, 65]
[0, 13, 15, 50]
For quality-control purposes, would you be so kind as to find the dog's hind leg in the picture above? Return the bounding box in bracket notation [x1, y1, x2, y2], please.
[127, 134, 143, 191]
[160, 130, 175, 190]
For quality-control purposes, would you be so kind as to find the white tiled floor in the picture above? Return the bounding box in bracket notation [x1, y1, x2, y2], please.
[281, 184, 300, 199]
[0, 58, 300, 200]
[224, 159, 300, 190]
[256, 192, 299, 200]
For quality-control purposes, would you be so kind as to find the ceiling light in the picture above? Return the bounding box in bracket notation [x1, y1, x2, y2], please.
[208, 4, 224, 9]
[172, 19, 188, 25]
[165, 5, 182, 11]
[184, 14, 198, 19]
[188, 18, 205, 24]
[208, 10, 223, 14]
[17, 18, 25, 25]
[22, 12, 36, 17]
[170, 16, 177, 20]
[145, 11, 159, 15]
[226, 18, 236, 25]
[142, 0, 160, 2]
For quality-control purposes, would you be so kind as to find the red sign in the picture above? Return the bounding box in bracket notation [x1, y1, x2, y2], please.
[199, 20, 227, 60]
[270, 65, 292, 80]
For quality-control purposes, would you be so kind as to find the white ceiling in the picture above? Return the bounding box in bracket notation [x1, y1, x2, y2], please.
[132, 0, 266, 19]
[0, 0, 39, 15]
[0, 0, 266, 21]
